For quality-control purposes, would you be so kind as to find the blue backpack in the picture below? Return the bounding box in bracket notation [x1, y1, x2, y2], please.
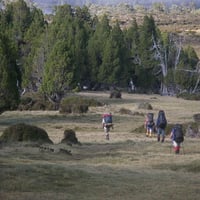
[103, 114, 112, 124]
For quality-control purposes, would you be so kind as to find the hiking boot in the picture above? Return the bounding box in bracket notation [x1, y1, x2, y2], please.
[175, 146, 180, 154]
[157, 136, 160, 142]
[175, 150, 179, 154]
[161, 137, 165, 143]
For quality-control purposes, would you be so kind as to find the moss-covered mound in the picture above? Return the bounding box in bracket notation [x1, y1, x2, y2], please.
[59, 96, 103, 114]
[18, 93, 55, 111]
[138, 102, 153, 110]
[110, 89, 122, 98]
[0, 123, 53, 144]
[60, 129, 80, 145]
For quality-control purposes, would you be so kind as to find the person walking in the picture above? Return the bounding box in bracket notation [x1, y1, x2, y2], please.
[170, 124, 184, 154]
[155, 110, 167, 142]
[102, 113, 113, 140]
[145, 113, 155, 137]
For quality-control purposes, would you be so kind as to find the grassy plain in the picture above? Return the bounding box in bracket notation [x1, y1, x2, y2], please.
[0, 92, 200, 200]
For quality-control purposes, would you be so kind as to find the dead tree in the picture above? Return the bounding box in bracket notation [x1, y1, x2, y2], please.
[152, 33, 182, 95]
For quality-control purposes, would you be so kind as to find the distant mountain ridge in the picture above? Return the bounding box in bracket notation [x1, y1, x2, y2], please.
[31, 0, 200, 14]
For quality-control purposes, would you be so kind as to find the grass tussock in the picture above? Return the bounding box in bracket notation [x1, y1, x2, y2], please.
[59, 96, 103, 114]
[0, 123, 53, 144]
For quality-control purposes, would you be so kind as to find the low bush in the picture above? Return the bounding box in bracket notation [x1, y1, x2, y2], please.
[119, 108, 133, 115]
[60, 129, 80, 145]
[138, 102, 153, 110]
[59, 96, 103, 114]
[0, 123, 53, 144]
[110, 90, 122, 98]
[18, 93, 55, 111]
[177, 92, 200, 100]
[193, 113, 200, 123]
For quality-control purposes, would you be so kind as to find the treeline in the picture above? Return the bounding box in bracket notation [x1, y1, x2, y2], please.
[0, 0, 200, 111]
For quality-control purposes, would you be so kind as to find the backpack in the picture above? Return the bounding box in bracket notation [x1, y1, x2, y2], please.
[103, 113, 112, 124]
[173, 124, 184, 143]
[157, 110, 167, 129]
[146, 113, 154, 127]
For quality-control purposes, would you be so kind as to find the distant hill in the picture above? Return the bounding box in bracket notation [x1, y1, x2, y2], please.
[31, 0, 200, 14]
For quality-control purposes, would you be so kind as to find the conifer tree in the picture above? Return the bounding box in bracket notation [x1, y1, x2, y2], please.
[87, 15, 111, 83]
[0, 31, 20, 112]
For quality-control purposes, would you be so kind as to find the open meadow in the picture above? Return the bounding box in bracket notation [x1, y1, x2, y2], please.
[0, 92, 200, 200]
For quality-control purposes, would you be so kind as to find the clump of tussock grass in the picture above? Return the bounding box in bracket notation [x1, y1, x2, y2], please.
[60, 129, 81, 145]
[177, 92, 200, 101]
[138, 102, 153, 110]
[59, 96, 103, 114]
[18, 93, 55, 111]
[0, 123, 53, 144]
[109, 89, 122, 98]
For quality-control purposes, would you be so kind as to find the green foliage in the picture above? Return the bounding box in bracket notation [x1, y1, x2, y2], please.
[177, 92, 200, 101]
[59, 96, 103, 114]
[110, 89, 122, 98]
[0, 29, 20, 112]
[0, 1, 199, 100]
[174, 46, 199, 91]
[18, 93, 55, 111]
[138, 102, 153, 110]
[61, 129, 80, 145]
[0, 123, 53, 144]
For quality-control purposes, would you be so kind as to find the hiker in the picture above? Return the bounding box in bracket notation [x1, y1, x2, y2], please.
[156, 110, 167, 142]
[128, 79, 135, 93]
[145, 113, 155, 137]
[170, 124, 184, 154]
[102, 113, 113, 140]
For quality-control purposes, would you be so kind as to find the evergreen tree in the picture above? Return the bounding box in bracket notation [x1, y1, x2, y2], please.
[41, 4, 92, 101]
[87, 15, 111, 83]
[22, 7, 45, 90]
[124, 19, 140, 87]
[0, 31, 20, 112]
[136, 15, 159, 90]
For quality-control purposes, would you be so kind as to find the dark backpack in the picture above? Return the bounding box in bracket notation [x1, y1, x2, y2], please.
[173, 124, 184, 143]
[157, 110, 167, 128]
[147, 113, 154, 127]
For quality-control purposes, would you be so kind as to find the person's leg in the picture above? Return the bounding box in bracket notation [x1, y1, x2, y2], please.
[157, 128, 161, 141]
[161, 129, 165, 142]
[146, 126, 149, 137]
[146, 126, 150, 137]
[104, 126, 109, 140]
[149, 127, 152, 137]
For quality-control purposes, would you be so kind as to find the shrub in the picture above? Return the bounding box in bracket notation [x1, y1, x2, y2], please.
[60, 129, 80, 145]
[193, 113, 200, 123]
[110, 90, 122, 98]
[119, 108, 133, 115]
[18, 93, 55, 111]
[59, 96, 103, 114]
[0, 123, 53, 144]
[177, 93, 200, 100]
[138, 102, 153, 110]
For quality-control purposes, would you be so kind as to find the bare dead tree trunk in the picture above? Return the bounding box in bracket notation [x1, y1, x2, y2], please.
[152, 33, 182, 95]
[192, 61, 200, 93]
